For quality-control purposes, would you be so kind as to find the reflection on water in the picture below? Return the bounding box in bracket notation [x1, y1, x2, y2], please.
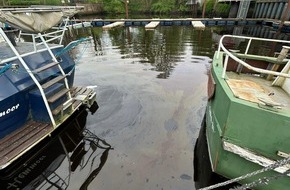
[87, 26, 215, 79]
[0, 108, 112, 190]
[71, 25, 289, 79]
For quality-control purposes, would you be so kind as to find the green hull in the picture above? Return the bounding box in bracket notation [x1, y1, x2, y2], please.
[205, 50, 290, 189]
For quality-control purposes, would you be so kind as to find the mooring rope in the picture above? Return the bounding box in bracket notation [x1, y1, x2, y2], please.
[198, 156, 290, 190]
[0, 63, 11, 76]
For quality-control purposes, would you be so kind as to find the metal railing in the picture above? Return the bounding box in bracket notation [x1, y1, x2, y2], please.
[0, 27, 57, 125]
[217, 35, 290, 79]
[0, 17, 72, 127]
[0, 18, 69, 65]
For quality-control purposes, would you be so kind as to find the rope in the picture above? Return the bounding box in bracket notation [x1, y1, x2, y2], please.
[5, 39, 90, 77]
[198, 156, 290, 190]
[0, 63, 11, 76]
[230, 169, 290, 190]
[55, 37, 91, 57]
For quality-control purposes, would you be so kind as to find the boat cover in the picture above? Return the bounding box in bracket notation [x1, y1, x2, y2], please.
[0, 9, 77, 33]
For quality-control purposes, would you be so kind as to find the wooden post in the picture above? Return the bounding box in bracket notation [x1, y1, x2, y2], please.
[125, 0, 129, 19]
[279, 0, 290, 30]
[202, 0, 207, 18]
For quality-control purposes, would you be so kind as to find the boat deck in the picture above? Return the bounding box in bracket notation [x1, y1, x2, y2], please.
[0, 121, 53, 169]
[226, 72, 290, 112]
[0, 86, 95, 169]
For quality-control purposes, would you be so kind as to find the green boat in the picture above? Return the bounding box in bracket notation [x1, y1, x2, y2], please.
[194, 35, 290, 190]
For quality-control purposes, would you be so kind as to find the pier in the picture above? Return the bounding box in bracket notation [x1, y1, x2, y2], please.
[191, 21, 205, 29]
[72, 18, 289, 33]
[145, 21, 160, 30]
[102, 21, 125, 30]
[88, 18, 262, 27]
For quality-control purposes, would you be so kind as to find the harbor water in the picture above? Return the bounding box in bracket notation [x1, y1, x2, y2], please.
[72, 25, 211, 190]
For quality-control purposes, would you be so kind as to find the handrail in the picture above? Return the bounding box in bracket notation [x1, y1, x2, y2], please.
[17, 16, 69, 48]
[0, 17, 69, 65]
[0, 27, 56, 126]
[217, 35, 290, 79]
[38, 33, 72, 100]
[0, 16, 72, 127]
[0, 45, 63, 65]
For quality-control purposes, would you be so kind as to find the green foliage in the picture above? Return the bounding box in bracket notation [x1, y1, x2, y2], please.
[178, 4, 188, 12]
[102, 0, 125, 13]
[4, 0, 228, 17]
[87, 0, 102, 2]
[205, 0, 214, 13]
[216, 3, 230, 16]
[151, 0, 176, 13]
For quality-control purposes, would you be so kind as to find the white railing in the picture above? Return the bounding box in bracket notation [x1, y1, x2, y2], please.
[0, 18, 69, 64]
[0, 27, 57, 126]
[217, 35, 290, 79]
[19, 17, 69, 49]
[0, 17, 72, 127]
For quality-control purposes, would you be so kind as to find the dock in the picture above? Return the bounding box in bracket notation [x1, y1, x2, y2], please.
[191, 21, 205, 29]
[69, 18, 290, 32]
[145, 21, 160, 30]
[102, 21, 125, 30]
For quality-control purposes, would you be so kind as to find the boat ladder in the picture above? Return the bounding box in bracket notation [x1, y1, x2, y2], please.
[0, 24, 73, 127]
[35, 33, 74, 127]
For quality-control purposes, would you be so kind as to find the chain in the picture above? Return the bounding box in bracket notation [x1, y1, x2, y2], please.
[198, 156, 290, 190]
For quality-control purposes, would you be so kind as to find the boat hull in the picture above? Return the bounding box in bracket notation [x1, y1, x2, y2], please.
[0, 47, 75, 138]
[194, 116, 240, 190]
[199, 51, 290, 189]
[0, 105, 88, 189]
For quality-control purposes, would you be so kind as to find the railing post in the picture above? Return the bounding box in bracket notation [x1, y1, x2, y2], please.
[245, 38, 252, 55]
[217, 36, 225, 59]
[32, 34, 37, 52]
[59, 17, 69, 45]
[222, 54, 229, 79]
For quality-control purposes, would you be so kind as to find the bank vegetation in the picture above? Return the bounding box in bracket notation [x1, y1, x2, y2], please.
[1, 0, 230, 17]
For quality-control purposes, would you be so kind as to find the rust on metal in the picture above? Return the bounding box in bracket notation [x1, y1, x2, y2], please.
[208, 71, 216, 100]
[227, 79, 269, 103]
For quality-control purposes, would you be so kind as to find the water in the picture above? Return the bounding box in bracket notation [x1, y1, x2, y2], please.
[72, 25, 210, 190]
[2, 25, 289, 189]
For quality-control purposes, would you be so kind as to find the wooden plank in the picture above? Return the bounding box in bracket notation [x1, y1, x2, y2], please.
[0, 121, 39, 147]
[48, 88, 69, 103]
[73, 99, 82, 109]
[145, 21, 160, 30]
[191, 21, 205, 29]
[102, 21, 124, 30]
[71, 86, 82, 95]
[33, 62, 58, 73]
[77, 87, 87, 95]
[42, 75, 65, 89]
[0, 121, 53, 167]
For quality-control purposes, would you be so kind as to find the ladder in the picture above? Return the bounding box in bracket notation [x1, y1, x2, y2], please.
[0, 27, 73, 127]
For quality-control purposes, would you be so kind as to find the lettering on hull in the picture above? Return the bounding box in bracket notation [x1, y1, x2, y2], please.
[0, 104, 20, 118]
